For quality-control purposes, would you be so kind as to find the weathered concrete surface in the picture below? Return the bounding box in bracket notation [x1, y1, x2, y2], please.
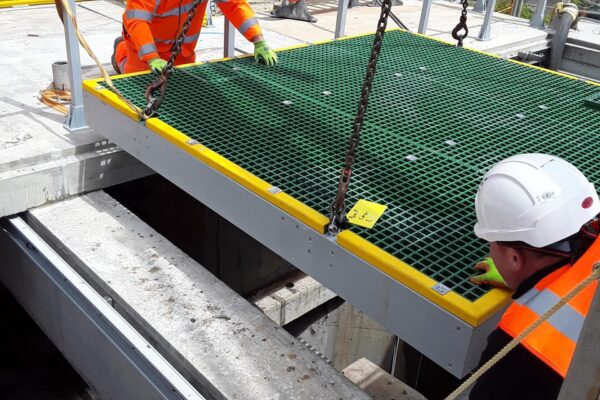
[0, 1, 300, 219]
[0, 142, 152, 217]
[287, 298, 396, 372]
[29, 191, 370, 400]
[105, 174, 297, 296]
[249, 271, 337, 326]
[343, 358, 426, 400]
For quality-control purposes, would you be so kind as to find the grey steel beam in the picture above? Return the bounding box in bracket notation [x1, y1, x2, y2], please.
[530, 0, 548, 28]
[224, 19, 235, 58]
[511, 0, 524, 17]
[83, 92, 504, 378]
[474, 0, 485, 13]
[418, 0, 433, 34]
[335, 0, 349, 38]
[0, 217, 204, 400]
[477, 0, 497, 40]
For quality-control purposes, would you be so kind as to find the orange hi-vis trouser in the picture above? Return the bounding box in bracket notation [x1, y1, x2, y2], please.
[499, 234, 600, 377]
[116, 0, 263, 74]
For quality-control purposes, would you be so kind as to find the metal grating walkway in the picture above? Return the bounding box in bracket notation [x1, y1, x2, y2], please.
[103, 30, 600, 302]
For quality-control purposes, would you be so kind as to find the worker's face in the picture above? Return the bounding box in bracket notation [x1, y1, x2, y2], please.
[488, 242, 525, 290]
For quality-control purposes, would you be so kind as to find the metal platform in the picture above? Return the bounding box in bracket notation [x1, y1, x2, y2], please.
[82, 29, 600, 377]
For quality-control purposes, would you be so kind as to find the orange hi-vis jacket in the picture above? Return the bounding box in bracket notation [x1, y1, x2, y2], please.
[118, 0, 262, 73]
[499, 235, 600, 377]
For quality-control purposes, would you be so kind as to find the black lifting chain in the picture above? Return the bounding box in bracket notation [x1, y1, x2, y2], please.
[144, 0, 204, 117]
[328, 0, 392, 235]
[451, 0, 469, 47]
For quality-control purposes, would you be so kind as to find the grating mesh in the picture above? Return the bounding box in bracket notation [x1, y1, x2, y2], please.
[105, 30, 600, 301]
[585, 92, 600, 110]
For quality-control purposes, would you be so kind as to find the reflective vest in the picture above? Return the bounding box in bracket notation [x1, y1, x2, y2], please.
[122, 0, 262, 64]
[499, 236, 600, 377]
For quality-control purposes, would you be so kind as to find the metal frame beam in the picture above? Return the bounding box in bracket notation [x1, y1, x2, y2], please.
[0, 217, 205, 400]
[83, 92, 504, 378]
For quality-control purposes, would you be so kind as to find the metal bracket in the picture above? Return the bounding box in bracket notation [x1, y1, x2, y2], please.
[432, 283, 452, 295]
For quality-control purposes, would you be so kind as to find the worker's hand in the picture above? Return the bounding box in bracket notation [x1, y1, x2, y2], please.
[470, 257, 509, 288]
[148, 58, 168, 74]
[254, 40, 278, 66]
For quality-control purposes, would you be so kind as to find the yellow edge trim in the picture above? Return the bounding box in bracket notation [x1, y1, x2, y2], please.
[507, 59, 578, 80]
[177, 61, 204, 68]
[464, 47, 502, 59]
[409, 31, 596, 85]
[335, 27, 402, 42]
[145, 118, 330, 233]
[337, 231, 511, 326]
[410, 31, 455, 46]
[82, 80, 141, 121]
[276, 43, 310, 52]
[587, 80, 600, 87]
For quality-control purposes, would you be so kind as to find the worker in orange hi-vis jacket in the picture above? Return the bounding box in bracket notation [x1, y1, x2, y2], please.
[111, 0, 277, 75]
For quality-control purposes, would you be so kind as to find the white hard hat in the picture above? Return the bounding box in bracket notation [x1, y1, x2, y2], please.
[474, 154, 600, 248]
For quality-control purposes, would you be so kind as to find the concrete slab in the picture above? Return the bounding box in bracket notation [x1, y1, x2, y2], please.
[249, 271, 337, 325]
[0, 2, 152, 217]
[343, 358, 426, 400]
[256, 0, 549, 53]
[29, 190, 371, 400]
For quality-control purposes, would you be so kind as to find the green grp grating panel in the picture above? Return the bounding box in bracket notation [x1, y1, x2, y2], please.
[107, 30, 600, 301]
[585, 93, 600, 110]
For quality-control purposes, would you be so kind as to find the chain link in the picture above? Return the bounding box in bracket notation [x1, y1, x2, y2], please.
[328, 0, 392, 235]
[451, 0, 469, 47]
[144, 0, 204, 117]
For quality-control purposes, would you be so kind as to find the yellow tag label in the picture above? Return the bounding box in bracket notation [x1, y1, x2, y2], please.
[347, 200, 387, 229]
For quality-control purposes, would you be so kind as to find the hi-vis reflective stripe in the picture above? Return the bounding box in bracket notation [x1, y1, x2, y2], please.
[156, 32, 200, 44]
[516, 287, 585, 342]
[126, 9, 153, 20]
[238, 16, 258, 34]
[153, 0, 162, 14]
[138, 42, 158, 58]
[154, 1, 204, 17]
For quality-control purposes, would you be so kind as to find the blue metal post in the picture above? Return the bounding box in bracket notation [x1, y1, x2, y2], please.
[224, 19, 235, 58]
[335, 0, 349, 38]
[477, 0, 497, 40]
[62, 0, 88, 133]
[418, 0, 433, 33]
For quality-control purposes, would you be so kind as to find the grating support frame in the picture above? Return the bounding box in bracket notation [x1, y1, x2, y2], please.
[94, 30, 600, 306]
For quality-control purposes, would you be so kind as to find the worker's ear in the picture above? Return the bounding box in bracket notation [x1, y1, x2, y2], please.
[499, 246, 525, 275]
[507, 247, 527, 272]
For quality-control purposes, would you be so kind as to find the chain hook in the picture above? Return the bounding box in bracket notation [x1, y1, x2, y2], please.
[143, 0, 203, 116]
[451, 0, 469, 47]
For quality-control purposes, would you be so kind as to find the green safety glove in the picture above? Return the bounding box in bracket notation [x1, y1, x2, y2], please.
[254, 40, 278, 66]
[470, 257, 509, 289]
[148, 58, 168, 74]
